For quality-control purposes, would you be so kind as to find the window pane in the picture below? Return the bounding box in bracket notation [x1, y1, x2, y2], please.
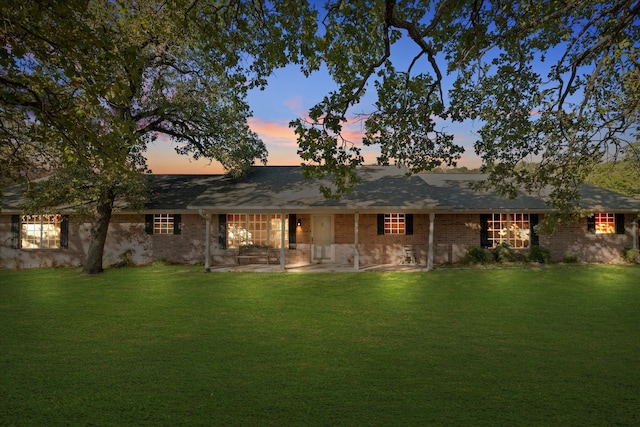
[154, 214, 174, 235]
[384, 214, 405, 235]
[227, 213, 289, 248]
[21, 214, 61, 249]
[269, 214, 289, 249]
[227, 214, 248, 248]
[487, 213, 530, 248]
[595, 213, 615, 234]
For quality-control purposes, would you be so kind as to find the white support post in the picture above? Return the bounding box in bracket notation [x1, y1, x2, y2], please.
[354, 213, 360, 271]
[280, 213, 286, 270]
[427, 212, 435, 271]
[200, 210, 211, 272]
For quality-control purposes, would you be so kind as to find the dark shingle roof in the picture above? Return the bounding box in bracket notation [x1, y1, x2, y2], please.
[3, 166, 639, 214]
[144, 174, 224, 211]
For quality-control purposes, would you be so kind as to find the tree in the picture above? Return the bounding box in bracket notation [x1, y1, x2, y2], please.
[586, 141, 640, 198]
[292, 0, 640, 216]
[0, 0, 315, 273]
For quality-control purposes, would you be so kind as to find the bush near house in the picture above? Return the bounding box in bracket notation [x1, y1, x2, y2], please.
[528, 245, 552, 264]
[623, 247, 640, 264]
[464, 246, 490, 264]
[493, 242, 517, 263]
[563, 253, 581, 264]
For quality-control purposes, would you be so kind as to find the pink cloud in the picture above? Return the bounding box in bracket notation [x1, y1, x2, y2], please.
[248, 117, 298, 148]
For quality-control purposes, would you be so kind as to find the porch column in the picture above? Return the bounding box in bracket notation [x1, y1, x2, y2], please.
[354, 213, 360, 270]
[280, 213, 286, 270]
[427, 212, 435, 271]
[200, 210, 211, 272]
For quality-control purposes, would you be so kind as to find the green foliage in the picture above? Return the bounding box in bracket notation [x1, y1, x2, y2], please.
[563, 253, 581, 264]
[622, 248, 640, 264]
[586, 142, 640, 199]
[111, 249, 136, 269]
[0, 0, 315, 272]
[492, 242, 516, 263]
[464, 247, 489, 264]
[292, 0, 639, 221]
[528, 245, 552, 264]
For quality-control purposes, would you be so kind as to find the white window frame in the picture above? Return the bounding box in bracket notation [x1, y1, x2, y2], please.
[594, 213, 615, 234]
[21, 214, 62, 249]
[227, 214, 288, 249]
[487, 213, 531, 249]
[384, 213, 406, 235]
[154, 214, 175, 235]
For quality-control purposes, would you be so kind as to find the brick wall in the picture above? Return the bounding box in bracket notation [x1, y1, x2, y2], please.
[1, 212, 637, 269]
[540, 214, 636, 263]
[433, 214, 481, 264]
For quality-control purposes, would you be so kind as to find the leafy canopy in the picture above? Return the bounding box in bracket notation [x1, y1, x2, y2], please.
[0, 0, 315, 200]
[0, 0, 316, 273]
[292, 0, 640, 213]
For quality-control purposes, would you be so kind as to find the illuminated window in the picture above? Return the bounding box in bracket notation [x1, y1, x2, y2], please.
[227, 214, 289, 248]
[154, 214, 175, 235]
[594, 213, 615, 234]
[377, 214, 413, 235]
[145, 214, 181, 235]
[589, 213, 625, 235]
[20, 214, 62, 249]
[486, 213, 531, 248]
[384, 214, 405, 235]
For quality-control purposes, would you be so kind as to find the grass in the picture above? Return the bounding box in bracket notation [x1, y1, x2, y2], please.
[1, 265, 639, 426]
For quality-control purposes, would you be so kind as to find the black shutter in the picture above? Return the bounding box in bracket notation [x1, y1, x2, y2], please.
[529, 214, 539, 246]
[405, 214, 414, 235]
[615, 214, 625, 235]
[173, 214, 182, 235]
[480, 214, 490, 247]
[11, 215, 21, 249]
[288, 214, 297, 249]
[587, 215, 596, 233]
[377, 214, 385, 235]
[145, 214, 154, 234]
[218, 214, 227, 249]
[60, 215, 69, 249]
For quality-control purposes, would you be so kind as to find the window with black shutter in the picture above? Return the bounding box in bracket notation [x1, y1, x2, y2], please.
[218, 214, 227, 249]
[288, 214, 297, 249]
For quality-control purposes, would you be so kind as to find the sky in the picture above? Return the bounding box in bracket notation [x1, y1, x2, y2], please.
[144, 58, 485, 175]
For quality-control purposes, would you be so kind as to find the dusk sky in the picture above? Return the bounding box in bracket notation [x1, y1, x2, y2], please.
[145, 43, 484, 175]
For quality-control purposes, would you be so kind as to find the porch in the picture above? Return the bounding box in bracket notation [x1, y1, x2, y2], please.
[205, 262, 432, 273]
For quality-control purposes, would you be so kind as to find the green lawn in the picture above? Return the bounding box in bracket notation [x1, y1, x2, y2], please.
[1, 265, 639, 426]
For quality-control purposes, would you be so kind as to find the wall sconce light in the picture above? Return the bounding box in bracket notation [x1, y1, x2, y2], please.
[297, 218, 302, 227]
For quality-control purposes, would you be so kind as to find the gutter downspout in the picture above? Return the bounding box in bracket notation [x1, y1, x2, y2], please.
[199, 210, 211, 272]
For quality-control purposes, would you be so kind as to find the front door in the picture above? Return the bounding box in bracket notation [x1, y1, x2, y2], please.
[312, 215, 334, 263]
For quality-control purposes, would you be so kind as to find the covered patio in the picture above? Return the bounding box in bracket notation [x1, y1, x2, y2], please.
[203, 261, 433, 273]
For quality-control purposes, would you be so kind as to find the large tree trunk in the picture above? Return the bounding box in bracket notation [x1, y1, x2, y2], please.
[81, 189, 115, 275]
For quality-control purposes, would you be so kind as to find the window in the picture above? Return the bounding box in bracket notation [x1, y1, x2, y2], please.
[482, 213, 534, 249]
[385, 214, 405, 234]
[588, 213, 625, 235]
[145, 214, 181, 235]
[17, 214, 65, 249]
[226, 214, 289, 248]
[595, 213, 615, 234]
[154, 214, 175, 234]
[377, 214, 414, 235]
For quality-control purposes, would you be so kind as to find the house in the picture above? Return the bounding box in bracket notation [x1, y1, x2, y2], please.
[1, 166, 639, 270]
